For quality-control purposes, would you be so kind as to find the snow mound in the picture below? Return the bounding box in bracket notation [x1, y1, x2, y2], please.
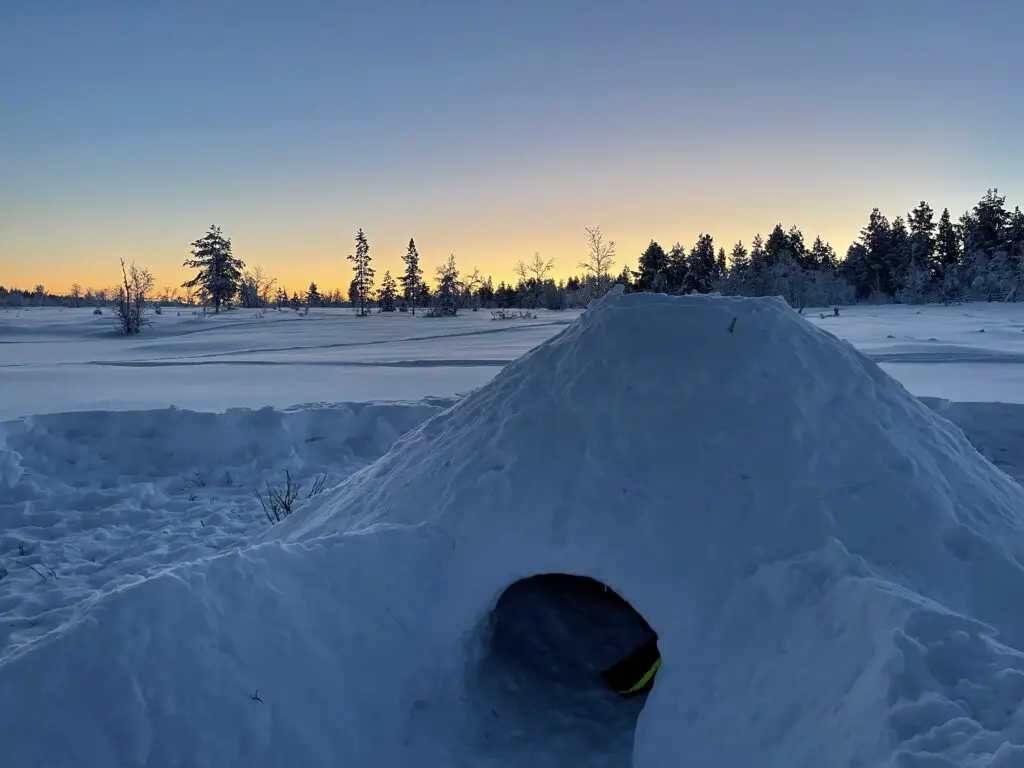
[0, 400, 449, 658]
[4, 290, 1024, 767]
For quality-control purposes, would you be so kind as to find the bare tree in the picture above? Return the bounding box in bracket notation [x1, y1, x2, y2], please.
[114, 259, 155, 335]
[580, 226, 616, 296]
[461, 266, 483, 310]
[514, 252, 555, 284]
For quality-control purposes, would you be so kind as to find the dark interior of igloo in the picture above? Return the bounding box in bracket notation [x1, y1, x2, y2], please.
[465, 573, 660, 766]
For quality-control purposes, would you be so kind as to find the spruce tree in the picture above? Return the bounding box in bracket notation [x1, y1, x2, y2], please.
[934, 207, 961, 279]
[347, 228, 375, 316]
[809, 237, 837, 270]
[306, 281, 320, 307]
[859, 208, 894, 297]
[763, 224, 790, 267]
[666, 243, 689, 293]
[889, 216, 911, 292]
[378, 271, 398, 312]
[729, 241, 749, 277]
[785, 226, 808, 267]
[634, 240, 669, 291]
[964, 189, 1011, 256]
[749, 234, 766, 270]
[431, 254, 462, 316]
[687, 234, 718, 293]
[908, 201, 936, 271]
[615, 264, 633, 289]
[716, 247, 727, 280]
[401, 238, 423, 314]
[182, 225, 245, 312]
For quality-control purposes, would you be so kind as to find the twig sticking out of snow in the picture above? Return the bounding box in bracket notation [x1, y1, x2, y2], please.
[306, 473, 328, 499]
[254, 471, 329, 524]
[727, 316, 737, 333]
[14, 560, 49, 582]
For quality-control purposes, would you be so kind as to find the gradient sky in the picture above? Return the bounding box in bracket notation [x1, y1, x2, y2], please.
[2, 0, 1022, 295]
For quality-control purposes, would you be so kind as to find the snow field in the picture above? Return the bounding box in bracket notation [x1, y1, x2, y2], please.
[0, 306, 578, 419]
[2, 295, 1024, 765]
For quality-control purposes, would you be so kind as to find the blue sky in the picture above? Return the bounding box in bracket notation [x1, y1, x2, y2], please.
[2, 0, 1022, 291]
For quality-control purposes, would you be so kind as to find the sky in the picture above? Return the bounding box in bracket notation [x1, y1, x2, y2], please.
[2, 0, 1023, 295]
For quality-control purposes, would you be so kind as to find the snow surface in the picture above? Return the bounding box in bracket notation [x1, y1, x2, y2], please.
[3, 301, 1024, 421]
[0, 306, 577, 419]
[3, 291, 1024, 766]
[0, 399, 452, 657]
[809, 303, 1024, 405]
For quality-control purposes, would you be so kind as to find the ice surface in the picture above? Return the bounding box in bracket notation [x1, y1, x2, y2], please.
[3, 291, 1024, 766]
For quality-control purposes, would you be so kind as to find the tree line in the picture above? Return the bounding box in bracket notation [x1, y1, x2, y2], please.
[4, 189, 1022, 323]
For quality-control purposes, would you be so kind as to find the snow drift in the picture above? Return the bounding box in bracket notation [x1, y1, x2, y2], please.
[3, 289, 1024, 767]
[0, 400, 450, 657]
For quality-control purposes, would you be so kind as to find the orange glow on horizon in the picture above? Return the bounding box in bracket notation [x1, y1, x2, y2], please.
[5, 219, 868, 298]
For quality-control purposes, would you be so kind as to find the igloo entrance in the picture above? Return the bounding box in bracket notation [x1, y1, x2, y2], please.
[467, 573, 659, 766]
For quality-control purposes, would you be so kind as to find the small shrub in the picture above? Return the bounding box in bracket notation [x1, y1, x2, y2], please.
[491, 309, 537, 320]
[254, 470, 329, 524]
[114, 259, 155, 335]
[93, 307, 103, 315]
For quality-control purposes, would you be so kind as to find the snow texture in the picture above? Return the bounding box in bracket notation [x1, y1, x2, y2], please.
[0, 305, 576, 419]
[2, 290, 1024, 766]
[0, 400, 451, 658]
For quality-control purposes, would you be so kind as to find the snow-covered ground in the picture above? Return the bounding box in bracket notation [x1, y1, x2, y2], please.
[1, 298, 1024, 766]
[0, 306, 578, 418]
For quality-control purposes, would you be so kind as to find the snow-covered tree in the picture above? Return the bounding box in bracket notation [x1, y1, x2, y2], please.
[633, 240, 668, 291]
[429, 254, 462, 316]
[240, 266, 276, 308]
[378, 271, 398, 312]
[306, 281, 321, 307]
[348, 228, 375, 316]
[666, 243, 689, 293]
[933, 207, 961, 283]
[182, 225, 244, 312]
[897, 261, 930, 304]
[687, 234, 717, 293]
[401, 238, 423, 314]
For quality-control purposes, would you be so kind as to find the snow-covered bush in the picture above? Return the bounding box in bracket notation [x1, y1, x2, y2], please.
[491, 309, 537, 320]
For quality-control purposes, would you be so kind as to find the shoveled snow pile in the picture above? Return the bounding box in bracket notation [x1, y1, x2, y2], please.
[0, 399, 451, 659]
[3, 288, 1024, 767]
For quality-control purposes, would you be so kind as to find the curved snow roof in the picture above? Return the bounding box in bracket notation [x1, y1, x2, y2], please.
[286, 287, 1024, 763]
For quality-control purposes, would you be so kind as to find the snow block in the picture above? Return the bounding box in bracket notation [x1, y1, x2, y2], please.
[4, 291, 1024, 767]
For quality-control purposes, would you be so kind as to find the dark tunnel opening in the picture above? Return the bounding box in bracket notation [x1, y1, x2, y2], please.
[466, 573, 660, 767]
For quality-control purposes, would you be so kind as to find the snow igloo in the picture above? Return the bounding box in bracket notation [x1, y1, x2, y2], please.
[4, 288, 1024, 768]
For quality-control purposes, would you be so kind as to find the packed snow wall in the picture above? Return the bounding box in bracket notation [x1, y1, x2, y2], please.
[2, 288, 1024, 767]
